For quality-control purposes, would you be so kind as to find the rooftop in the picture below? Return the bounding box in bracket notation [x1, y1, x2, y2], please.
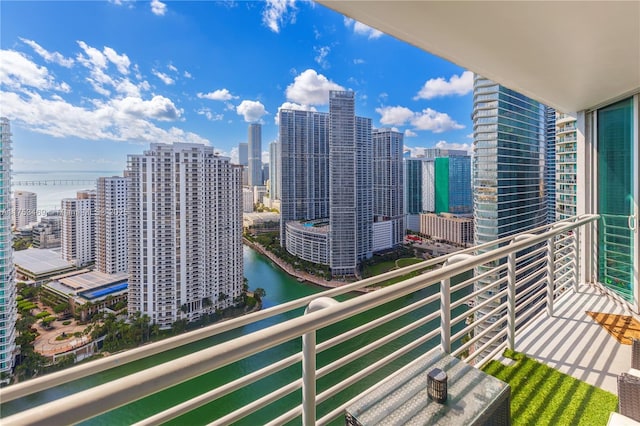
[13, 248, 75, 276]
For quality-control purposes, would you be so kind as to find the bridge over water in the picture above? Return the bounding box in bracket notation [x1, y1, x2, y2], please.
[12, 180, 97, 186]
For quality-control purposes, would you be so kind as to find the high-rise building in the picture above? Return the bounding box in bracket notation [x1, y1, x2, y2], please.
[238, 142, 248, 166]
[404, 158, 423, 215]
[269, 141, 280, 201]
[0, 117, 16, 381]
[424, 156, 472, 215]
[545, 107, 556, 223]
[472, 75, 548, 350]
[279, 109, 329, 244]
[329, 91, 372, 275]
[61, 190, 96, 266]
[279, 91, 373, 275]
[248, 124, 262, 187]
[13, 190, 37, 229]
[95, 176, 128, 274]
[555, 112, 578, 220]
[372, 128, 404, 247]
[127, 143, 243, 329]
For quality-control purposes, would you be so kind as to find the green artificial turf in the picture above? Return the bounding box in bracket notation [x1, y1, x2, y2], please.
[482, 350, 618, 426]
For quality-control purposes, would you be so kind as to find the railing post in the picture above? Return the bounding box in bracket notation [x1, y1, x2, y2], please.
[303, 297, 338, 426]
[507, 249, 516, 351]
[440, 254, 474, 354]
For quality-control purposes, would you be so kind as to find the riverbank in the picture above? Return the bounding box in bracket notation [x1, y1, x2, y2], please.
[243, 238, 372, 293]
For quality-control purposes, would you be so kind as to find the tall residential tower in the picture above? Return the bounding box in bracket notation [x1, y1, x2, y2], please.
[0, 117, 16, 381]
[95, 176, 128, 274]
[61, 190, 96, 266]
[248, 124, 262, 187]
[12, 190, 37, 229]
[127, 143, 243, 329]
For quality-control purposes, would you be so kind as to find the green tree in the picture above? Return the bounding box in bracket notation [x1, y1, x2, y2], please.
[253, 288, 266, 302]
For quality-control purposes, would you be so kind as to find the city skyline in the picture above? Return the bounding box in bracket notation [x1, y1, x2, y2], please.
[1, 1, 473, 172]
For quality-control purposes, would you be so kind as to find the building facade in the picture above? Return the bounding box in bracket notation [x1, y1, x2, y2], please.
[269, 141, 280, 201]
[545, 107, 557, 223]
[238, 142, 248, 166]
[248, 124, 262, 187]
[472, 75, 549, 350]
[555, 113, 577, 220]
[95, 177, 128, 274]
[127, 143, 243, 329]
[329, 91, 372, 275]
[31, 211, 61, 249]
[279, 109, 330, 244]
[13, 190, 37, 229]
[419, 213, 474, 246]
[0, 117, 16, 381]
[61, 190, 96, 266]
[373, 128, 404, 248]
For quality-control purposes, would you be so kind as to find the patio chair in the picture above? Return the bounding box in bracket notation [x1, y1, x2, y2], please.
[618, 372, 640, 422]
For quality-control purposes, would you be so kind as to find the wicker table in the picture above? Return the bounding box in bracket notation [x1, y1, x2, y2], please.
[345, 351, 510, 425]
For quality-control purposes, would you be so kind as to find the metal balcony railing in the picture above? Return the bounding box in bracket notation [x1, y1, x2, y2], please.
[0, 215, 599, 425]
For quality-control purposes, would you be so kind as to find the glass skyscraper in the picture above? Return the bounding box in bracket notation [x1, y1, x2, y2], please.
[0, 117, 16, 381]
[472, 76, 548, 350]
[545, 107, 556, 223]
[248, 124, 262, 187]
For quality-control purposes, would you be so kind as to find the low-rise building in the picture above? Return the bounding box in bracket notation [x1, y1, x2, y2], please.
[243, 212, 280, 235]
[285, 220, 330, 265]
[419, 213, 474, 246]
[13, 248, 77, 283]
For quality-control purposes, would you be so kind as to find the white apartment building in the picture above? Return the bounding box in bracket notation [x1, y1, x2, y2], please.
[95, 176, 128, 274]
[242, 187, 254, 213]
[12, 190, 37, 229]
[0, 117, 16, 381]
[556, 113, 578, 220]
[61, 190, 96, 266]
[127, 143, 243, 329]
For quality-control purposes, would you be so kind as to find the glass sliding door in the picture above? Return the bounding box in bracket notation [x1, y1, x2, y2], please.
[597, 97, 637, 303]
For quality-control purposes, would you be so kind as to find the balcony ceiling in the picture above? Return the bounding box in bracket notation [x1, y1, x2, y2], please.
[316, 1, 640, 113]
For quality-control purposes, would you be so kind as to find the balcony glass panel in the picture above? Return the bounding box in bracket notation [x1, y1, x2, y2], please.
[597, 97, 635, 301]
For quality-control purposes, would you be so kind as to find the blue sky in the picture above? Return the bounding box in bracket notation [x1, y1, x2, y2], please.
[1, 0, 474, 172]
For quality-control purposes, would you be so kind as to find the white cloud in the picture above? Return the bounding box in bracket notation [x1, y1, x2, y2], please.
[76, 41, 108, 70]
[353, 58, 365, 65]
[411, 108, 464, 133]
[197, 88, 237, 101]
[262, 0, 296, 33]
[274, 101, 317, 124]
[0, 49, 70, 92]
[1, 90, 204, 144]
[197, 107, 223, 121]
[20, 38, 74, 68]
[168, 64, 178, 72]
[344, 17, 383, 39]
[376, 106, 414, 126]
[285, 69, 345, 105]
[103, 47, 131, 75]
[467, 132, 474, 139]
[236, 100, 267, 123]
[152, 69, 174, 85]
[435, 140, 473, 154]
[229, 147, 239, 164]
[314, 46, 330, 69]
[109, 95, 182, 121]
[414, 70, 473, 100]
[376, 105, 464, 134]
[404, 129, 417, 137]
[150, 0, 167, 16]
[184, 71, 192, 79]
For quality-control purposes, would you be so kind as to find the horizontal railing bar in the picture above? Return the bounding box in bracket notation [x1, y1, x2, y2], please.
[317, 310, 441, 379]
[315, 328, 442, 406]
[515, 244, 547, 262]
[2, 214, 599, 425]
[209, 378, 303, 426]
[515, 297, 548, 328]
[475, 340, 509, 369]
[463, 327, 508, 364]
[134, 351, 303, 426]
[455, 281, 508, 321]
[515, 286, 547, 314]
[317, 291, 440, 354]
[451, 300, 507, 345]
[554, 250, 574, 266]
[450, 273, 508, 312]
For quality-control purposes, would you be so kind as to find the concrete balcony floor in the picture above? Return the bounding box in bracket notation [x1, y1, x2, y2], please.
[512, 284, 635, 394]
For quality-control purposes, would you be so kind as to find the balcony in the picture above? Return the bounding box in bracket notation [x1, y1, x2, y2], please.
[1, 214, 636, 425]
